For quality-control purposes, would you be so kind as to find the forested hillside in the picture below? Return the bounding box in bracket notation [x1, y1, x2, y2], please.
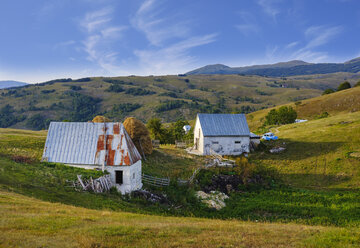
[0, 72, 359, 130]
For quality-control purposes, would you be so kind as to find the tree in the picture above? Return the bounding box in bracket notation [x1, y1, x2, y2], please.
[146, 118, 164, 141]
[26, 114, 49, 130]
[123, 117, 153, 155]
[92, 116, 111, 123]
[322, 88, 335, 95]
[337, 81, 351, 91]
[265, 106, 297, 125]
[354, 80, 360, 87]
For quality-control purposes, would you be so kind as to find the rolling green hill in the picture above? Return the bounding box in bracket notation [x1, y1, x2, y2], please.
[1, 72, 359, 130]
[247, 86, 360, 130]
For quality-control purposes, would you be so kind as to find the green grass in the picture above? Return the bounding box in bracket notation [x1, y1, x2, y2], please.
[3, 190, 360, 248]
[249, 111, 360, 190]
[1, 105, 360, 246]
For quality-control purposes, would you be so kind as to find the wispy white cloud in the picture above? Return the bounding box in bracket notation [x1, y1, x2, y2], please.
[235, 11, 260, 36]
[132, 0, 190, 46]
[134, 34, 217, 74]
[53, 40, 76, 50]
[257, 0, 282, 21]
[80, 7, 128, 74]
[291, 25, 343, 62]
[129, 0, 217, 74]
[260, 25, 343, 63]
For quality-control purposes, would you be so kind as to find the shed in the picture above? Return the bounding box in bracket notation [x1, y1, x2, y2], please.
[42, 122, 142, 194]
[193, 114, 250, 155]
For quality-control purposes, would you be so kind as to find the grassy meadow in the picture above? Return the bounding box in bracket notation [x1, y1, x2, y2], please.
[1, 86, 360, 246]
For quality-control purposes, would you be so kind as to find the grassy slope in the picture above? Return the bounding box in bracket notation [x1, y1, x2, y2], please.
[250, 111, 360, 189]
[1, 72, 360, 128]
[247, 86, 360, 130]
[2, 190, 360, 248]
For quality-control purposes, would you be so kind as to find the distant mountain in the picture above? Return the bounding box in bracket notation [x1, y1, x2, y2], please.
[0, 81, 28, 89]
[187, 58, 360, 77]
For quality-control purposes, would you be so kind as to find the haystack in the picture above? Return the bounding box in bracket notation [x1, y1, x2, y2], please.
[123, 117, 153, 155]
[92, 116, 111, 123]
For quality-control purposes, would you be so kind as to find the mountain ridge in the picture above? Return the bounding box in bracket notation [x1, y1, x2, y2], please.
[187, 58, 360, 76]
[0, 81, 28, 89]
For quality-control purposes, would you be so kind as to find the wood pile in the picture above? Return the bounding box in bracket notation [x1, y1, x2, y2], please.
[70, 174, 114, 193]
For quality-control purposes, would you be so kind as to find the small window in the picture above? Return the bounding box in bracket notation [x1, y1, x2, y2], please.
[212, 141, 219, 144]
[235, 141, 241, 144]
[133, 172, 135, 179]
[115, 170, 123, 184]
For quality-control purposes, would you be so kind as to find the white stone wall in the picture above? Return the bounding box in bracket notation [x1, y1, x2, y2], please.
[193, 117, 204, 154]
[66, 160, 143, 195]
[203, 136, 250, 155]
[105, 160, 142, 194]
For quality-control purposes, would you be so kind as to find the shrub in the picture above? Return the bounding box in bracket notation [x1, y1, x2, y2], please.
[337, 81, 351, 91]
[106, 84, 124, 93]
[322, 88, 335, 95]
[265, 106, 297, 125]
[0, 105, 26, 128]
[125, 87, 155, 96]
[70, 85, 82, 91]
[315, 112, 329, 119]
[155, 100, 185, 112]
[26, 114, 49, 130]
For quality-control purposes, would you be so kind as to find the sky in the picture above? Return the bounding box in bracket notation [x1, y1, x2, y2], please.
[0, 0, 360, 83]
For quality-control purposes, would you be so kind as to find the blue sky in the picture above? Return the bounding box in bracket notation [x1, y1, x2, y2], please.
[0, 0, 359, 83]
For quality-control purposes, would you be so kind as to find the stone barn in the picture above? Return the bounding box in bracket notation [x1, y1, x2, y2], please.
[42, 122, 142, 194]
[193, 114, 250, 156]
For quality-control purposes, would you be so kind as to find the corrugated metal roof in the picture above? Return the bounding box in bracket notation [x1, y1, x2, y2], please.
[197, 114, 250, 137]
[42, 122, 141, 166]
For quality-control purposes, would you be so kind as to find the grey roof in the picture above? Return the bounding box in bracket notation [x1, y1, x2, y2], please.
[197, 114, 250, 137]
[42, 122, 141, 166]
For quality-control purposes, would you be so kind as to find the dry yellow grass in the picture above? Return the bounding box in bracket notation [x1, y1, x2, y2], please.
[247, 86, 360, 130]
[1, 189, 359, 248]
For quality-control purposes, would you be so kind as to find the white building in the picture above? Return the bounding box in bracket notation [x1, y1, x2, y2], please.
[193, 114, 250, 156]
[42, 122, 142, 194]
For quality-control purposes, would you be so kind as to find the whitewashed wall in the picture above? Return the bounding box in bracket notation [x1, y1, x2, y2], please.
[193, 117, 204, 154]
[106, 160, 142, 194]
[66, 160, 142, 194]
[203, 136, 250, 155]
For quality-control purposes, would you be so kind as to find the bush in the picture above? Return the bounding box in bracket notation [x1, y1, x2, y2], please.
[125, 87, 155, 96]
[70, 85, 82, 91]
[354, 80, 360, 87]
[106, 84, 124, 93]
[65, 92, 101, 122]
[265, 106, 297, 125]
[155, 100, 185, 112]
[26, 114, 49, 130]
[337, 81, 351, 91]
[315, 112, 329, 119]
[0, 105, 26, 128]
[322, 88, 335, 95]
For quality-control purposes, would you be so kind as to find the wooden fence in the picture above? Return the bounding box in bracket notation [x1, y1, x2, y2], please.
[142, 166, 202, 187]
[142, 174, 170, 187]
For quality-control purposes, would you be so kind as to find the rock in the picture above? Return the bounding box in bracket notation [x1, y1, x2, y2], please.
[195, 191, 229, 210]
[269, 147, 286, 153]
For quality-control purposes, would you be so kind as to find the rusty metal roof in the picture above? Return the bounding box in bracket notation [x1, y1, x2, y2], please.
[197, 113, 250, 137]
[42, 122, 141, 166]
